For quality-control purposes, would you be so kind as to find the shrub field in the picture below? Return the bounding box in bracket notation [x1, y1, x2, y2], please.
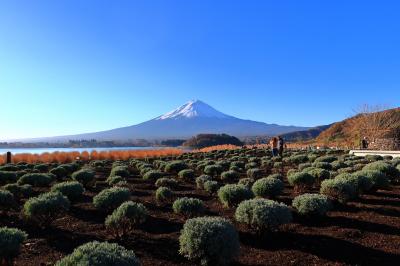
[0, 147, 399, 265]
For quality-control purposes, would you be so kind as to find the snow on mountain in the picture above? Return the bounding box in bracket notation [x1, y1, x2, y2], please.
[156, 100, 231, 120]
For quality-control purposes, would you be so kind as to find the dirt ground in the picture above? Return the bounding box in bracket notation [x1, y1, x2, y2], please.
[2, 167, 400, 266]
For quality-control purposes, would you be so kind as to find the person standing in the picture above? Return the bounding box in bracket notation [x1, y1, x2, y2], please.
[278, 136, 284, 157]
[270, 137, 278, 157]
[361, 137, 369, 149]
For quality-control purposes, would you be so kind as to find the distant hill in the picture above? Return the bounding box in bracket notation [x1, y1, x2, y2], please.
[6, 100, 309, 142]
[316, 107, 400, 147]
[183, 134, 243, 148]
[281, 124, 332, 142]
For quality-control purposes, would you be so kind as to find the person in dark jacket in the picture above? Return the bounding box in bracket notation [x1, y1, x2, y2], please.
[278, 136, 284, 157]
[361, 137, 369, 149]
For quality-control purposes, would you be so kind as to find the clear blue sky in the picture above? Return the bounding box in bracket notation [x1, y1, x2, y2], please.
[1, 0, 400, 140]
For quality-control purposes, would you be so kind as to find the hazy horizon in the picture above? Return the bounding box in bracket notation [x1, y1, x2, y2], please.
[1, 1, 400, 139]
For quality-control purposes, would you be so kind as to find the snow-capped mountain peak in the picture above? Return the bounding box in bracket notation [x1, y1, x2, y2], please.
[156, 100, 231, 120]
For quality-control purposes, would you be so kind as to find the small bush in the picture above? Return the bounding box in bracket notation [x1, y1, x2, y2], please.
[142, 170, 163, 181]
[55, 241, 140, 266]
[105, 201, 147, 238]
[353, 170, 389, 191]
[288, 154, 309, 164]
[173, 197, 204, 217]
[218, 184, 253, 208]
[23, 192, 70, 227]
[178, 169, 195, 180]
[238, 178, 254, 188]
[220, 170, 239, 181]
[165, 161, 188, 174]
[363, 161, 399, 180]
[204, 165, 223, 177]
[18, 173, 54, 187]
[106, 175, 125, 186]
[251, 177, 284, 198]
[312, 162, 333, 170]
[235, 198, 292, 232]
[155, 177, 178, 188]
[2, 183, 32, 199]
[93, 187, 130, 212]
[203, 181, 219, 195]
[51, 181, 84, 201]
[179, 216, 239, 266]
[0, 227, 27, 264]
[287, 172, 315, 191]
[247, 168, 263, 179]
[71, 169, 95, 187]
[155, 186, 174, 204]
[0, 190, 16, 214]
[292, 193, 332, 216]
[320, 179, 355, 204]
[195, 175, 212, 189]
[110, 166, 130, 178]
[303, 167, 330, 182]
[50, 167, 68, 179]
[0, 171, 17, 185]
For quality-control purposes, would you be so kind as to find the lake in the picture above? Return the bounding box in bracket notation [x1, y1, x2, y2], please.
[0, 146, 166, 155]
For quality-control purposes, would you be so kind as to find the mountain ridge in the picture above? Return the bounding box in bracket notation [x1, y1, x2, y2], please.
[6, 100, 310, 142]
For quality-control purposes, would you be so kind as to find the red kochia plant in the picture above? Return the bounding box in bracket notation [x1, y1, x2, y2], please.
[5, 149, 183, 164]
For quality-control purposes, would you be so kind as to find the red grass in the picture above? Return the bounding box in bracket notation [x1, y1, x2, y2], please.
[195, 144, 241, 152]
[3, 149, 183, 164]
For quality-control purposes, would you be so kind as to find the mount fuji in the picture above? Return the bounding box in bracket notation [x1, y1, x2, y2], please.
[12, 100, 309, 142]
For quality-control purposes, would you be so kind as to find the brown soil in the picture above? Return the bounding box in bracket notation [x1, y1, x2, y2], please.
[2, 168, 400, 266]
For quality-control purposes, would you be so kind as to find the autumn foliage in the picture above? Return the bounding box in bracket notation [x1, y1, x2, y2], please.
[195, 144, 241, 153]
[1, 149, 183, 164]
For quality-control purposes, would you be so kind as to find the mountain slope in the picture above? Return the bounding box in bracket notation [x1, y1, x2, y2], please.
[281, 124, 332, 142]
[9, 100, 309, 142]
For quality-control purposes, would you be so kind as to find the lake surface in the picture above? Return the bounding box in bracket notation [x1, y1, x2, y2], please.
[0, 146, 166, 155]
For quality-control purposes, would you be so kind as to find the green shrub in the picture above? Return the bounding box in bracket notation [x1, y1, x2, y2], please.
[165, 160, 188, 174]
[0, 190, 16, 213]
[336, 172, 372, 194]
[220, 170, 239, 181]
[363, 161, 399, 180]
[251, 177, 284, 198]
[34, 164, 49, 172]
[288, 154, 309, 164]
[155, 186, 174, 203]
[110, 166, 130, 178]
[106, 175, 125, 186]
[235, 198, 292, 232]
[93, 187, 130, 212]
[155, 177, 178, 188]
[287, 172, 315, 191]
[71, 169, 95, 187]
[0, 165, 18, 171]
[246, 168, 263, 179]
[55, 241, 140, 266]
[218, 184, 253, 208]
[298, 163, 312, 171]
[2, 183, 32, 199]
[292, 193, 332, 216]
[51, 181, 84, 201]
[303, 167, 330, 182]
[204, 165, 223, 177]
[353, 170, 389, 191]
[315, 155, 337, 163]
[195, 175, 212, 189]
[179, 216, 239, 266]
[312, 162, 333, 170]
[203, 181, 219, 195]
[50, 166, 68, 179]
[320, 179, 355, 204]
[0, 171, 17, 185]
[141, 169, 162, 180]
[0, 227, 27, 264]
[238, 178, 254, 188]
[23, 192, 70, 227]
[105, 201, 147, 238]
[18, 173, 54, 187]
[178, 169, 195, 180]
[173, 197, 204, 217]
